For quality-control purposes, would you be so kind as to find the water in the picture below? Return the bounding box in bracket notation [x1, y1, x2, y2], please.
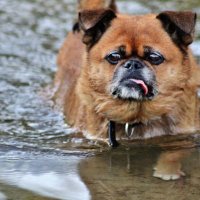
[0, 0, 200, 199]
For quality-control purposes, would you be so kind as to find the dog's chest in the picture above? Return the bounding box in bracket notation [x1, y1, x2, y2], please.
[117, 116, 176, 139]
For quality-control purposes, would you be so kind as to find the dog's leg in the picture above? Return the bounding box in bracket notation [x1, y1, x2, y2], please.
[153, 150, 190, 180]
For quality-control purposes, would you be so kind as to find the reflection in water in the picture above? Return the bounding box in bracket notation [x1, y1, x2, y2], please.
[0, 193, 6, 200]
[80, 147, 200, 200]
[0, 152, 91, 200]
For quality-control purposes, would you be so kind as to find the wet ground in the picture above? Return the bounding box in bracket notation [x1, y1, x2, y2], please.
[0, 0, 200, 199]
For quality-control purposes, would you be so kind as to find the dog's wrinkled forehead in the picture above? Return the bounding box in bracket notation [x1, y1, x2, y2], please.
[99, 15, 169, 53]
[87, 14, 182, 63]
[108, 15, 166, 43]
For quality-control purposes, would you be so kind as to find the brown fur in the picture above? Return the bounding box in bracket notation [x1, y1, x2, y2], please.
[55, 6, 200, 141]
[55, 1, 117, 108]
[78, 0, 116, 11]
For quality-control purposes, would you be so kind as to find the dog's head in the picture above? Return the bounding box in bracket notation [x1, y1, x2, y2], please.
[78, 9, 196, 121]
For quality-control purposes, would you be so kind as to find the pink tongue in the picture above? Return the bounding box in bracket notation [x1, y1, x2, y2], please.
[130, 79, 148, 95]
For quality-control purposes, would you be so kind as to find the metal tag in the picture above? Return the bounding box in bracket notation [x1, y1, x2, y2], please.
[125, 123, 134, 137]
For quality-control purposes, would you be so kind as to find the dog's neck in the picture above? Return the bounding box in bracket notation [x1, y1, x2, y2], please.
[108, 114, 178, 147]
[108, 121, 143, 147]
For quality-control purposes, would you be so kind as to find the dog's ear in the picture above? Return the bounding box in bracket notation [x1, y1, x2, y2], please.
[157, 11, 196, 46]
[79, 9, 116, 47]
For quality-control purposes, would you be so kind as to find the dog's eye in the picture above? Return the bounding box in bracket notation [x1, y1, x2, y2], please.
[146, 52, 164, 65]
[105, 51, 122, 65]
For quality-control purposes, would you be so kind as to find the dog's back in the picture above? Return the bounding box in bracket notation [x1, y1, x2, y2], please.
[78, 0, 116, 11]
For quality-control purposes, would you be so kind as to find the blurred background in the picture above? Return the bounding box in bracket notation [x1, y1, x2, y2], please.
[0, 0, 200, 200]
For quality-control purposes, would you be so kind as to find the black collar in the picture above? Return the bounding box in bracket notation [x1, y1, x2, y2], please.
[108, 121, 142, 147]
[108, 121, 119, 147]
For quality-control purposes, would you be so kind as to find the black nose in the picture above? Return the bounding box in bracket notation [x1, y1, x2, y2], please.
[124, 60, 144, 70]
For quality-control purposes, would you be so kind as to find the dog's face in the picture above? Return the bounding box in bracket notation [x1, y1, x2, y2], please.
[78, 9, 196, 122]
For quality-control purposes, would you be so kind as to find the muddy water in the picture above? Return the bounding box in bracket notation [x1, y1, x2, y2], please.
[0, 0, 200, 200]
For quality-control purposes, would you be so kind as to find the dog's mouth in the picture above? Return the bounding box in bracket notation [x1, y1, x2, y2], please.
[127, 79, 149, 96]
[111, 77, 157, 101]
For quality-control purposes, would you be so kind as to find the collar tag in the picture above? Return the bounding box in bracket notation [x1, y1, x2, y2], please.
[125, 123, 134, 137]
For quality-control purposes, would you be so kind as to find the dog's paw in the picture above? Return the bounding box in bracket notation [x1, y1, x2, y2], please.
[153, 167, 185, 180]
[153, 170, 185, 181]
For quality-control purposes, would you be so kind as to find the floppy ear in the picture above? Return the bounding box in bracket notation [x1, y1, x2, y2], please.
[79, 9, 116, 47]
[157, 11, 196, 46]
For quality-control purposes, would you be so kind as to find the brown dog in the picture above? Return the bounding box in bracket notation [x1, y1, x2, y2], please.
[55, 0, 200, 181]
[55, 2, 200, 144]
